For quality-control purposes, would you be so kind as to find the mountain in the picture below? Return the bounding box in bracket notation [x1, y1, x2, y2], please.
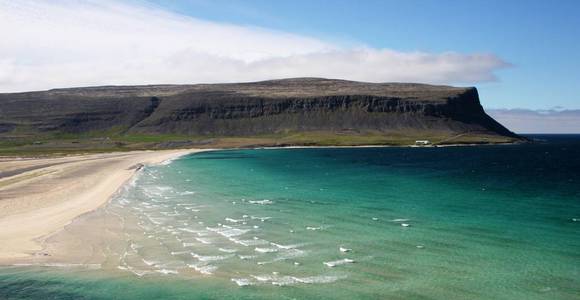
[0, 78, 522, 152]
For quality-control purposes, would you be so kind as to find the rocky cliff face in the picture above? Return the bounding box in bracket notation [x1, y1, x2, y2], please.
[0, 78, 519, 141]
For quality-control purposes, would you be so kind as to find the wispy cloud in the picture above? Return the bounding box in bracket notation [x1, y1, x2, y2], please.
[0, 0, 510, 92]
[487, 108, 580, 133]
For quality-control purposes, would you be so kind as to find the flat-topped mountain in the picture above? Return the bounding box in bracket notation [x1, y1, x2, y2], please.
[0, 78, 521, 152]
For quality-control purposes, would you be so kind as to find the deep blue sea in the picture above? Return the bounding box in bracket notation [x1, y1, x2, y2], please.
[1, 135, 579, 299]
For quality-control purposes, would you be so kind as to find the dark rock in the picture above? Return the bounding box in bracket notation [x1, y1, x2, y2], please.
[0, 78, 520, 141]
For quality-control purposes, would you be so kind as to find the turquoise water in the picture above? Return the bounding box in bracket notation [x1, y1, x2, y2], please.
[1, 135, 579, 299]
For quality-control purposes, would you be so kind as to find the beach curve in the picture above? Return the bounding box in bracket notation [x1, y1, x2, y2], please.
[0, 149, 205, 263]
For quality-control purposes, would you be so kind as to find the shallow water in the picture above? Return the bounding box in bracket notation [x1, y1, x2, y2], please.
[2, 135, 579, 299]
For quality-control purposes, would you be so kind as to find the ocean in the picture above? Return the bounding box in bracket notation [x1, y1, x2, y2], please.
[1, 135, 579, 299]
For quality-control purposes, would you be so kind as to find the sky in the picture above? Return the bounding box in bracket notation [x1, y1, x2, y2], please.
[0, 0, 579, 132]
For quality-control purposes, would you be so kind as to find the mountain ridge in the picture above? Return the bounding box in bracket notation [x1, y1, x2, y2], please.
[0, 78, 522, 153]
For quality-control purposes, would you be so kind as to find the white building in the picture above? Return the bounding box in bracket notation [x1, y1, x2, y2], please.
[415, 140, 431, 145]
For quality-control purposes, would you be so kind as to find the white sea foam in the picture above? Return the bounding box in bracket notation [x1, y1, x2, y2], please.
[249, 274, 344, 286]
[183, 207, 201, 212]
[323, 258, 355, 267]
[159, 212, 181, 217]
[206, 225, 250, 238]
[248, 199, 273, 205]
[142, 259, 160, 266]
[180, 191, 195, 195]
[231, 278, 255, 286]
[218, 248, 238, 253]
[306, 226, 323, 231]
[225, 217, 244, 223]
[258, 248, 306, 265]
[391, 218, 410, 222]
[251, 274, 274, 282]
[270, 242, 302, 250]
[339, 247, 352, 253]
[229, 237, 268, 246]
[255, 247, 278, 253]
[187, 263, 218, 275]
[191, 253, 234, 262]
[195, 237, 213, 244]
[250, 216, 271, 222]
[147, 217, 169, 225]
[178, 228, 201, 233]
[294, 275, 346, 284]
[220, 228, 250, 238]
[155, 269, 178, 275]
[130, 269, 154, 277]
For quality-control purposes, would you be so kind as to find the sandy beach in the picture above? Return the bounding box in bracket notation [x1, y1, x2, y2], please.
[0, 149, 204, 263]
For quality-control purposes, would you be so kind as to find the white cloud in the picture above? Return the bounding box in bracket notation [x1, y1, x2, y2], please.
[487, 109, 580, 133]
[0, 0, 509, 92]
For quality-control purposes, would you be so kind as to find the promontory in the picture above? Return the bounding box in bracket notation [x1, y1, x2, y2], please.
[0, 78, 522, 153]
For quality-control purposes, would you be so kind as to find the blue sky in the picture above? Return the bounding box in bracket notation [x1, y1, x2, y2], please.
[1, 0, 579, 132]
[150, 0, 580, 110]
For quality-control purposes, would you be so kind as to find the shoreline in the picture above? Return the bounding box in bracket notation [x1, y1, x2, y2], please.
[0, 149, 207, 263]
[0, 142, 522, 264]
[251, 141, 524, 150]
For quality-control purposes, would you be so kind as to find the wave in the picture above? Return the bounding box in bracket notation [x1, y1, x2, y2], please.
[270, 242, 302, 250]
[218, 248, 238, 253]
[142, 259, 160, 266]
[323, 258, 355, 267]
[155, 269, 178, 275]
[248, 199, 273, 205]
[254, 247, 278, 253]
[191, 252, 234, 262]
[294, 274, 346, 284]
[206, 226, 250, 238]
[248, 274, 346, 286]
[195, 237, 213, 244]
[306, 226, 323, 231]
[130, 269, 154, 277]
[228, 238, 269, 246]
[178, 228, 202, 233]
[391, 218, 410, 222]
[250, 216, 272, 222]
[231, 278, 255, 286]
[187, 263, 218, 275]
[225, 217, 244, 223]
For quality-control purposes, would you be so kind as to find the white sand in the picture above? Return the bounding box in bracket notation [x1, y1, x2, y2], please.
[0, 149, 205, 262]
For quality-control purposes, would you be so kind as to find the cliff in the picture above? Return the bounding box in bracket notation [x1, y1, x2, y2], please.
[0, 78, 521, 151]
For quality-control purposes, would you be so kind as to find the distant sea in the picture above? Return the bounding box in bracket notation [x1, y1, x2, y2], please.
[1, 135, 579, 299]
